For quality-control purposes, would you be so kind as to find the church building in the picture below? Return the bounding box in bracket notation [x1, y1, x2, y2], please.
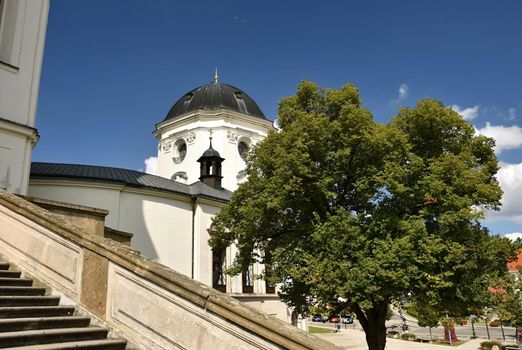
[26, 75, 295, 322]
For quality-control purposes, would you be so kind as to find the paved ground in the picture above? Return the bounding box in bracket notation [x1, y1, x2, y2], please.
[315, 328, 511, 350]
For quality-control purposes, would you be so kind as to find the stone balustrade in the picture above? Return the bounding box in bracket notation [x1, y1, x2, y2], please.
[0, 189, 339, 350]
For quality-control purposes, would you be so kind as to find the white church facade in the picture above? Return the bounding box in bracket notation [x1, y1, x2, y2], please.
[0, 0, 49, 195]
[26, 77, 296, 322]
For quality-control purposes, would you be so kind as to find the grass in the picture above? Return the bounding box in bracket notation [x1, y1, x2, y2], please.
[308, 326, 333, 334]
[413, 338, 467, 347]
[437, 340, 467, 347]
[389, 333, 468, 347]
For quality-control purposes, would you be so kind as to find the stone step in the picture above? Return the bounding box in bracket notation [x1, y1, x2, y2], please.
[0, 271, 20, 279]
[0, 296, 60, 307]
[0, 258, 126, 348]
[0, 316, 91, 332]
[0, 287, 45, 296]
[0, 306, 75, 318]
[0, 327, 109, 348]
[0, 339, 127, 350]
[0, 277, 33, 287]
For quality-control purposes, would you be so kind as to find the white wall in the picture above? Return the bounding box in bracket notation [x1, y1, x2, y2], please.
[28, 182, 122, 227]
[0, 121, 36, 193]
[194, 201, 222, 285]
[119, 191, 193, 275]
[0, 0, 49, 194]
[29, 181, 197, 278]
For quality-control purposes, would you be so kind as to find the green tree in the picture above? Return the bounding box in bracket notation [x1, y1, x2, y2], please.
[414, 301, 440, 342]
[210, 81, 516, 350]
[493, 274, 522, 328]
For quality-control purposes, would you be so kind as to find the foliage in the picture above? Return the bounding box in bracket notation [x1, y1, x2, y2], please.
[210, 81, 517, 350]
[480, 340, 502, 350]
[489, 319, 500, 327]
[415, 302, 440, 329]
[400, 332, 416, 341]
[457, 318, 468, 326]
[308, 304, 328, 315]
[492, 273, 522, 328]
[404, 303, 418, 319]
[441, 319, 459, 343]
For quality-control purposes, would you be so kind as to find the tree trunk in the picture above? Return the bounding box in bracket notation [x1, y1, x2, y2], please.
[353, 301, 388, 350]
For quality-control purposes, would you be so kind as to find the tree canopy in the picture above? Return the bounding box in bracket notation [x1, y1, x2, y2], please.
[209, 81, 516, 350]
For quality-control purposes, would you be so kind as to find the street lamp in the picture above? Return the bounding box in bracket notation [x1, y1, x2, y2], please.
[470, 314, 477, 339]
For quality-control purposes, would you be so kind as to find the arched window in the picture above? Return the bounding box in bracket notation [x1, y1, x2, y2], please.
[238, 141, 249, 160]
[242, 265, 254, 293]
[173, 140, 187, 164]
[212, 248, 227, 292]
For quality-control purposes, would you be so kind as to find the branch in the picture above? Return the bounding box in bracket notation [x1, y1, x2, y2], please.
[352, 303, 368, 332]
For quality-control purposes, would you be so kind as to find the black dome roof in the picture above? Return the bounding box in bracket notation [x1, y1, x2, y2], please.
[163, 81, 266, 121]
[200, 145, 222, 159]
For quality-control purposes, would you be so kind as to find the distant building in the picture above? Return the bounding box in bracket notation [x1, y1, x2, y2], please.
[0, 0, 49, 194]
[507, 249, 522, 273]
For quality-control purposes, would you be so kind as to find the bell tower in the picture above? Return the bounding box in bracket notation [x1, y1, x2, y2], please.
[197, 130, 224, 188]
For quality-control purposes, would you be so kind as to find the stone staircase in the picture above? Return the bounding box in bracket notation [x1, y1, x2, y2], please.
[0, 261, 127, 349]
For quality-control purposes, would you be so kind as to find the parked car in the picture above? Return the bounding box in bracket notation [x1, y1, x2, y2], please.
[341, 315, 353, 324]
[311, 314, 326, 323]
[328, 315, 341, 323]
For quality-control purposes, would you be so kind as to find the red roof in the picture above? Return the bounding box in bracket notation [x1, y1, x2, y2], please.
[507, 250, 522, 272]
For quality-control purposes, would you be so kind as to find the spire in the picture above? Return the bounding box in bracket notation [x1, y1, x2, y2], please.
[214, 68, 219, 83]
[209, 128, 213, 147]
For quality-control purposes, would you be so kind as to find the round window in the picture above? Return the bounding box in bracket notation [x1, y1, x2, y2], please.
[238, 141, 249, 160]
[173, 141, 187, 164]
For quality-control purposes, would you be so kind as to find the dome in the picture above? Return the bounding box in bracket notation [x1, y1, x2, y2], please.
[200, 145, 222, 159]
[163, 81, 266, 121]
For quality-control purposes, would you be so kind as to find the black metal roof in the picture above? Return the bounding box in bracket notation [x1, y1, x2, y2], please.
[162, 81, 266, 122]
[198, 145, 223, 160]
[30, 162, 232, 202]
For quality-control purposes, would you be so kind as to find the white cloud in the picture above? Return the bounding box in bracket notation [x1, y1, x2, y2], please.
[476, 122, 522, 154]
[398, 84, 409, 100]
[390, 84, 409, 105]
[144, 156, 158, 175]
[273, 118, 280, 130]
[507, 108, 517, 121]
[451, 105, 479, 121]
[487, 162, 522, 223]
[504, 232, 522, 241]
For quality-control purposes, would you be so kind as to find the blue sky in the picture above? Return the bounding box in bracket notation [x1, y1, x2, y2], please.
[34, 0, 522, 236]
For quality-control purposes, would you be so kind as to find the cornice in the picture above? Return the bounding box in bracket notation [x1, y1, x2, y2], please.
[155, 109, 275, 136]
[0, 117, 39, 143]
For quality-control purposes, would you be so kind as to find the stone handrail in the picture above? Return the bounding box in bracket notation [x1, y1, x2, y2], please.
[0, 189, 340, 350]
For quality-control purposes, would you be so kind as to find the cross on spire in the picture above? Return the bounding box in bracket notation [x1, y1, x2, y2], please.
[214, 68, 219, 83]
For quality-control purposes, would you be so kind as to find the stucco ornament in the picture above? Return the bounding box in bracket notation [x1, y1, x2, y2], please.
[227, 130, 239, 142]
[162, 141, 172, 152]
[185, 131, 196, 144]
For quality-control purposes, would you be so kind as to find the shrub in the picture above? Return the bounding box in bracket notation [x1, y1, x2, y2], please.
[441, 319, 459, 343]
[458, 319, 468, 326]
[480, 340, 502, 350]
[404, 303, 418, 319]
[489, 319, 500, 327]
[400, 332, 416, 341]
